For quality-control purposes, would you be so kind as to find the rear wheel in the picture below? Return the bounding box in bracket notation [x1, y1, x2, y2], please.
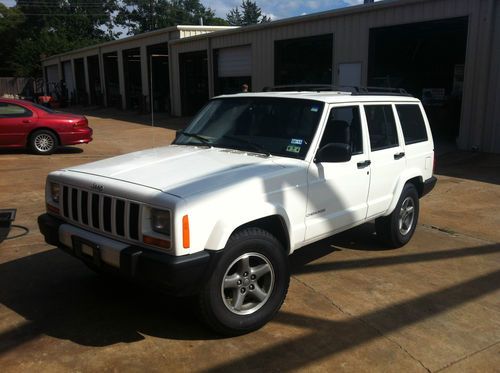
[30, 130, 58, 155]
[376, 183, 419, 248]
[198, 227, 289, 336]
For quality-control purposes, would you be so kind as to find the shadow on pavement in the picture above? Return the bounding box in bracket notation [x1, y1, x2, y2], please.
[435, 150, 500, 185]
[0, 249, 221, 355]
[1, 231, 499, 363]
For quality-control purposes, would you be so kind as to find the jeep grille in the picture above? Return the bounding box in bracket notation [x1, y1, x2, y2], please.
[61, 185, 141, 241]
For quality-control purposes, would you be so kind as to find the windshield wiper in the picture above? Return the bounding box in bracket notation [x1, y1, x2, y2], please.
[177, 131, 212, 147]
[219, 135, 271, 157]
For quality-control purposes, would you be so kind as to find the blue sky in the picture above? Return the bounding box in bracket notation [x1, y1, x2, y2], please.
[204, 0, 372, 19]
[1, 1, 375, 19]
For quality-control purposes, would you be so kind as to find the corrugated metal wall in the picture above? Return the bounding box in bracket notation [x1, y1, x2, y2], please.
[170, 0, 500, 153]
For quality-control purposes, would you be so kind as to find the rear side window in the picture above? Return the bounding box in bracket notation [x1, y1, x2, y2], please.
[0, 103, 32, 118]
[396, 104, 428, 144]
[364, 105, 399, 151]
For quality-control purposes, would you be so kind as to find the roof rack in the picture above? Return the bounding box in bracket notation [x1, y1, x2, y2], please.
[262, 84, 413, 97]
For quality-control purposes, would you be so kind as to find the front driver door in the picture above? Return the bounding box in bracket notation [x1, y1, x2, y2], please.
[305, 105, 371, 241]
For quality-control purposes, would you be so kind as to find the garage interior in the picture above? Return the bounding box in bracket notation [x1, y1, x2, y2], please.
[103, 52, 121, 108]
[147, 43, 170, 113]
[179, 50, 208, 115]
[122, 48, 143, 110]
[274, 34, 333, 86]
[368, 17, 468, 142]
[73, 58, 87, 105]
[86, 55, 102, 106]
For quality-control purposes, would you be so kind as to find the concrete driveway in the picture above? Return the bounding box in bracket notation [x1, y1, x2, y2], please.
[0, 109, 499, 372]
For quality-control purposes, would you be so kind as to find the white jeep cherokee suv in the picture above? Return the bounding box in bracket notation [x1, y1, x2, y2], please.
[39, 90, 436, 335]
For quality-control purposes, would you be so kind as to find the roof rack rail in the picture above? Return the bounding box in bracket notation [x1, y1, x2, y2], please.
[353, 86, 412, 96]
[262, 84, 356, 93]
[262, 84, 413, 96]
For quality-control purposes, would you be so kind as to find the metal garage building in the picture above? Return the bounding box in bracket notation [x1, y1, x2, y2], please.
[41, 0, 500, 153]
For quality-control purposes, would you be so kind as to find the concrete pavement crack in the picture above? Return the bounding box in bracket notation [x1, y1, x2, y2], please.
[434, 340, 500, 372]
[292, 275, 431, 372]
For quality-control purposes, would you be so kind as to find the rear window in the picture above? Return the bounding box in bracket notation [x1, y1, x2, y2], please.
[396, 104, 428, 145]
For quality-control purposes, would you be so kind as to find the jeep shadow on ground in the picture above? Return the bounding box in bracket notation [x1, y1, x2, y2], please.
[0, 248, 222, 356]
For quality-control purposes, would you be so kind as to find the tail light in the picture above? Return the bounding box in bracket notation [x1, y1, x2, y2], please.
[73, 119, 88, 128]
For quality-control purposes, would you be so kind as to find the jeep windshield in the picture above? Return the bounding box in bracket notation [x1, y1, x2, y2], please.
[174, 97, 325, 159]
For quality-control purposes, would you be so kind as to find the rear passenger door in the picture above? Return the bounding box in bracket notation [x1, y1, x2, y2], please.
[363, 104, 406, 218]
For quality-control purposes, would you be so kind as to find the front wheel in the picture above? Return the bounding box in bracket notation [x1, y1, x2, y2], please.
[30, 130, 58, 155]
[198, 227, 289, 336]
[376, 183, 420, 248]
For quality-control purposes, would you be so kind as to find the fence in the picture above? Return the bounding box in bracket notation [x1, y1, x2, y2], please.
[0, 77, 38, 98]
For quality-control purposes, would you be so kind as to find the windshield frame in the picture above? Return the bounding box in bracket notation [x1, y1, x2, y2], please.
[174, 96, 327, 160]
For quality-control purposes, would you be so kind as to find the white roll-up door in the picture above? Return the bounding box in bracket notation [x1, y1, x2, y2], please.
[63, 61, 75, 94]
[218, 46, 252, 77]
[45, 64, 59, 95]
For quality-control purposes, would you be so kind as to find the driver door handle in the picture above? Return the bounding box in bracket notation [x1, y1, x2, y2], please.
[357, 160, 371, 169]
[394, 152, 405, 160]
[22, 119, 32, 124]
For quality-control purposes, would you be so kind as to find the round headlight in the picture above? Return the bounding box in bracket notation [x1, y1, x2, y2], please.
[50, 182, 60, 203]
[151, 208, 171, 236]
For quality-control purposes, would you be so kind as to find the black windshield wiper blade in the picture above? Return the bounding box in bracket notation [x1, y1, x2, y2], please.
[178, 131, 212, 147]
[220, 135, 271, 157]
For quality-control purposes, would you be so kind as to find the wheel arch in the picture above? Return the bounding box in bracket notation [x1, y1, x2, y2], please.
[204, 204, 292, 254]
[26, 127, 61, 147]
[385, 170, 424, 216]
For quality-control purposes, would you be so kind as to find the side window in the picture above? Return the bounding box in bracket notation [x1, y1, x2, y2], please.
[365, 105, 399, 151]
[396, 104, 428, 144]
[320, 106, 363, 155]
[0, 103, 32, 118]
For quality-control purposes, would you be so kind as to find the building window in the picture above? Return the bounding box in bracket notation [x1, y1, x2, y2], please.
[274, 34, 333, 86]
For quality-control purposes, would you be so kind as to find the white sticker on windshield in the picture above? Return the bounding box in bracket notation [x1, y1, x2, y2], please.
[310, 106, 319, 112]
[290, 139, 303, 145]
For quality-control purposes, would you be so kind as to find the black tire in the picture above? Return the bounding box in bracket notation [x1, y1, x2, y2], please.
[198, 227, 289, 336]
[29, 129, 58, 155]
[376, 183, 419, 248]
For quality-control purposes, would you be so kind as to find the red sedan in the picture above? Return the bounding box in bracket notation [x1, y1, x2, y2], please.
[0, 98, 93, 155]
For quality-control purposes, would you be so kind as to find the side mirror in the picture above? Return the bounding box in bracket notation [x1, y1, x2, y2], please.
[315, 143, 352, 163]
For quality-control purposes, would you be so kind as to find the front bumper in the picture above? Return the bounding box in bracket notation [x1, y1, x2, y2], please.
[38, 213, 218, 296]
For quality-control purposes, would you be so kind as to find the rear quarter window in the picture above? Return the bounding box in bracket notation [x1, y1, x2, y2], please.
[396, 104, 428, 145]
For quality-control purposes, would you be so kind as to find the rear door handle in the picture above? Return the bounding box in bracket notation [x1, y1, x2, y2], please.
[357, 160, 371, 169]
[394, 152, 405, 160]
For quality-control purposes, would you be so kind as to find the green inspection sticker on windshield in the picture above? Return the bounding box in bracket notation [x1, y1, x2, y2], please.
[286, 145, 301, 153]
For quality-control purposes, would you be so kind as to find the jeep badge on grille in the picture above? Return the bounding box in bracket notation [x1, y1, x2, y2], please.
[91, 184, 103, 192]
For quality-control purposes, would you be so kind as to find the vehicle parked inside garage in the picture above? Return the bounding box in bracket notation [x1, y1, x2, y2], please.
[38, 88, 436, 335]
[0, 98, 92, 155]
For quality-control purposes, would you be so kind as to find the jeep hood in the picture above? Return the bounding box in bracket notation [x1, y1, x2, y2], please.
[66, 145, 290, 198]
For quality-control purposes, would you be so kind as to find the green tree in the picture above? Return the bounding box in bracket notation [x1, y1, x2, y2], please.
[6, 0, 120, 77]
[116, 0, 227, 35]
[226, 0, 270, 26]
[0, 4, 25, 75]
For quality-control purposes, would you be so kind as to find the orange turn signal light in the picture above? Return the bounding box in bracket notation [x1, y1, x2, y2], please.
[46, 204, 60, 215]
[143, 235, 171, 249]
[182, 215, 190, 249]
